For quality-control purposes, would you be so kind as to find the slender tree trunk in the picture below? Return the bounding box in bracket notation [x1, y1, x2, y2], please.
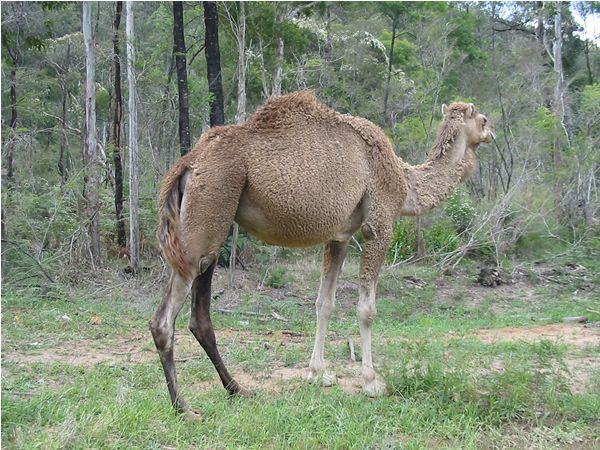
[234, 1, 246, 124]
[322, 3, 333, 106]
[258, 37, 270, 99]
[584, 40, 593, 85]
[6, 67, 17, 182]
[383, 18, 397, 126]
[229, 1, 246, 286]
[415, 217, 425, 258]
[112, 1, 126, 247]
[126, 1, 140, 273]
[272, 37, 284, 97]
[551, 1, 573, 167]
[173, 1, 191, 155]
[83, 1, 101, 264]
[1, 207, 6, 279]
[535, 1, 544, 43]
[58, 42, 71, 184]
[204, 1, 224, 126]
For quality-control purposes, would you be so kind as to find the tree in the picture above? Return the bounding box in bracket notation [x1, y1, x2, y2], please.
[126, 1, 140, 273]
[173, 1, 191, 155]
[83, 1, 101, 264]
[112, 1, 126, 248]
[203, 1, 224, 126]
[226, 1, 247, 285]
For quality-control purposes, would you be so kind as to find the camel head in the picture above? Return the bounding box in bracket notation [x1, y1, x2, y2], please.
[441, 102, 495, 149]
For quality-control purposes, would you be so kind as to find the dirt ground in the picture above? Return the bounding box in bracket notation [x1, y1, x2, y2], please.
[4, 320, 599, 396]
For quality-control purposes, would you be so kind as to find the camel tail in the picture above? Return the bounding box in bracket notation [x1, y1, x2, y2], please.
[157, 162, 192, 281]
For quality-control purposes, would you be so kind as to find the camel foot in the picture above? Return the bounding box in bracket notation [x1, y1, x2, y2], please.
[307, 368, 337, 387]
[182, 408, 202, 421]
[227, 381, 254, 397]
[362, 371, 386, 398]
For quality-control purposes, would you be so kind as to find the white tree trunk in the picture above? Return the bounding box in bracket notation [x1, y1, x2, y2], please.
[126, 1, 140, 273]
[83, 2, 101, 264]
[552, 1, 571, 147]
[272, 37, 284, 97]
[230, 1, 247, 287]
[235, 1, 246, 124]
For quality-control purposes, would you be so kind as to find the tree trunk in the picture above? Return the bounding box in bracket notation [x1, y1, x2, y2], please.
[229, 1, 246, 287]
[126, 1, 140, 273]
[1, 207, 7, 279]
[204, 1, 224, 126]
[83, 1, 101, 264]
[112, 1, 126, 248]
[272, 37, 284, 97]
[234, 1, 246, 124]
[58, 42, 71, 184]
[6, 67, 17, 182]
[584, 40, 593, 85]
[173, 1, 191, 155]
[552, 1, 571, 157]
[383, 18, 397, 127]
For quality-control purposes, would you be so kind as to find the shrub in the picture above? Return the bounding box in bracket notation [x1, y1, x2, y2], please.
[386, 219, 416, 263]
[266, 266, 293, 288]
[424, 220, 460, 254]
[445, 187, 476, 233]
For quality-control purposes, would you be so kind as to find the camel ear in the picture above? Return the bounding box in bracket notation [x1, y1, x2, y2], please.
[466, 103, 475, 117]
[441, 104, 448, 115]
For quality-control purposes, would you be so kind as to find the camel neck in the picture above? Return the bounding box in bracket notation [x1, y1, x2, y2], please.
[398, 133, 475, 217]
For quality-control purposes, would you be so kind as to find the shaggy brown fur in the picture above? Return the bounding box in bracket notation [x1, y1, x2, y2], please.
[152, 91, 494, 413]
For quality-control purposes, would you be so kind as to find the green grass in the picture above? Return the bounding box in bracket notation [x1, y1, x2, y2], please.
[2, 256, 600, 449]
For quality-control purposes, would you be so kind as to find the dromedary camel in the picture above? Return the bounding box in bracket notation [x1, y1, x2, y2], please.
[151, 91, 494, 415]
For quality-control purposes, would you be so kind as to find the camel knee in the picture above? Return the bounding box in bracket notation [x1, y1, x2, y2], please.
[315, 296, 335, 319]
[357, 303, 376, 327]
[198, 252, 217, 274]
[149, 319, 172, 351]
[189, 319, 214, 346]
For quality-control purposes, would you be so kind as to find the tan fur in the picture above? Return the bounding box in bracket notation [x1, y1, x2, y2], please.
[399, 102, 494, 216]
[154, 91, 494, 403]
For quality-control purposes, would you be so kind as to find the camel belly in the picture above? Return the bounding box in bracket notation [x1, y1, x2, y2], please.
[235, 183, 368, 247]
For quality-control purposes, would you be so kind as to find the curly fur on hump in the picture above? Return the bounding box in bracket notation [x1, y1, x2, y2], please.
[244, 91, 336, 129]
[427, 102, 471, 161]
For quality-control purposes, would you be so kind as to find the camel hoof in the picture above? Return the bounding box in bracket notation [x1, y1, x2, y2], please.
[228, 381, 254, 397]
[307, 369, 337, 387]
[362, 378, 387, 398]
[182, 408, 202, 421]
[233, 385, 254, 397]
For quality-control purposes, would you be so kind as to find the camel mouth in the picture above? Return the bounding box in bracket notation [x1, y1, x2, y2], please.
[482, 130, 495, 144]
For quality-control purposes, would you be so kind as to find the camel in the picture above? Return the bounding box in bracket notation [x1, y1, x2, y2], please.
[151, 91, 494, 415]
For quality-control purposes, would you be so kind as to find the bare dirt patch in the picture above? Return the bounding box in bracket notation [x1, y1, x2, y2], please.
[467, 323, 600, 347]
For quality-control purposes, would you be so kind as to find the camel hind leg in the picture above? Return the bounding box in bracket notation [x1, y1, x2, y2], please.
[188, 262, 249, 395]
[149, 272, 192, 413]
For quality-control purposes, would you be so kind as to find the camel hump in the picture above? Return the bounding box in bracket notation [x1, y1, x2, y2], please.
[245, 91, 335, 129]
[157, 158, 192, 280]
[341, 116, 390, 152]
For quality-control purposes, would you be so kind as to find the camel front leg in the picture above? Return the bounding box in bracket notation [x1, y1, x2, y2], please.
[308, 240, 349, 386]
[357, 226, 391, 397]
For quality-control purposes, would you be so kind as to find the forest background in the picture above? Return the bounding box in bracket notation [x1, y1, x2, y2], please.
[1, 1, 599, 280]
[2, 2, 600, 448]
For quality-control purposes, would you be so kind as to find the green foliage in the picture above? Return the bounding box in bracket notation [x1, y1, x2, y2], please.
[265, 266, 293, 289]
[424, 220, 460, 254]
[386, 219, 416, 263]
[445, 187, 476, 233]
